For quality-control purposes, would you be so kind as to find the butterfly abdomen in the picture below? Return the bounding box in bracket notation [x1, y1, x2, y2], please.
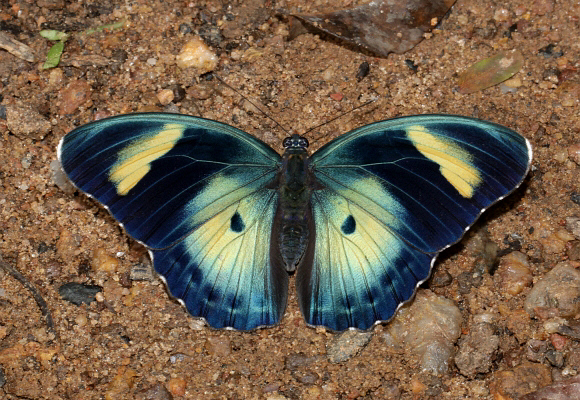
[279, 222, 310, 272]
[276, 148, 314, 272]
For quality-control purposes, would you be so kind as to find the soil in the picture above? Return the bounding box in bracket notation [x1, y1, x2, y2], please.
[0, 0, 579, 399]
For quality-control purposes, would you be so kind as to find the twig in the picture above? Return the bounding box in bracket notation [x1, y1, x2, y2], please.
[0, 258, 56, 339]
[0, 31, 36, 62]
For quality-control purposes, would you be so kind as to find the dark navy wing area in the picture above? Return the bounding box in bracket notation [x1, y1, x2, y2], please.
[58, 113, 287, 330]
[299, 114, 531, 330]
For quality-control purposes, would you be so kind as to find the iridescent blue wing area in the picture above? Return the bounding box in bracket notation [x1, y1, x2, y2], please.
[58, 113, 287, 330]
[300, 115, 532, 331]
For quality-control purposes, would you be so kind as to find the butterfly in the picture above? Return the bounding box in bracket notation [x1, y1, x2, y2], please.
[57, 113, 531, 331]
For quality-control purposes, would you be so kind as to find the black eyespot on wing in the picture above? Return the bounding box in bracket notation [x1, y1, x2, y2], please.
[230, 211, 245, 233]
[341, 215, 356, 235]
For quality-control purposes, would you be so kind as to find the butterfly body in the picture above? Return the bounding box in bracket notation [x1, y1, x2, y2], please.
[58, 113, 531, 331]
[275, 134, 315, 272]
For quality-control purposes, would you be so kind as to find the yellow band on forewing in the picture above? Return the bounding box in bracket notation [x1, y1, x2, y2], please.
[407, 125, 481, 198]
[109, 123, 185, 195]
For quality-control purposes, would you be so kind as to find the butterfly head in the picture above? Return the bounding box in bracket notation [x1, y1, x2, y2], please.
[283, 134, 309, 151]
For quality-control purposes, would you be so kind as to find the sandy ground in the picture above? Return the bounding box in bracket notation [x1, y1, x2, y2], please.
[1, 0, 579, 398]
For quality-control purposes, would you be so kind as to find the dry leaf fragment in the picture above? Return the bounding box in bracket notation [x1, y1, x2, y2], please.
[458, 50, 524, 94]
[288, 0, 456, 57]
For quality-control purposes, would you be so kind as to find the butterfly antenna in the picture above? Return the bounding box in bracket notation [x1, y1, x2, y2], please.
[213, 74, 290, 135]
[302, 97, 378, 136]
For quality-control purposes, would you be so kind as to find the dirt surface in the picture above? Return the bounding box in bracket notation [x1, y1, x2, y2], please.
[1, 0, 580, 399]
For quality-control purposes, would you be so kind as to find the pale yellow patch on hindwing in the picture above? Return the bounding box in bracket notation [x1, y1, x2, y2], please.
[407, 125, 481, 198]
[183, 191, 274, 283]
[316, 190, 398, 276]
[109, 123, 185, 195]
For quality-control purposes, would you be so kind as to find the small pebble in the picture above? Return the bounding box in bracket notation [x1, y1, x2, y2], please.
[105, 367, 137, 398]
[473, 313, 498, 324]
[75, 314, 88, 327]
[187, 83, 214, 100]
[556, 80, 580, 107]
[205, 337, 232, 357]
[429, 268, 453, 287]
[167, 377, 186, 396]
[262, 382, 281, 393]
[178, 23, 192, 34]
[500, 83, 519, 94]
[329, 93, 343, 101]
[326, 330, 373, 363]
[545, 349, 564, 367]
[284, 353, 319, 370]
[189, 319, 206, 330]
[102, 280, 126, 305]
[48, 68, 64, 86]
[55, 230, 80, 261]
[550, 333, 568, 350]
[295, 370, 318, 385]
[51, 160, 76, 194]
[157, 89, 174, 105]
[0, 326, 8, 341]
[356, 61, 370, 81]
[568, 144, 580, 165]
[59, 282, 103, 305]
[457, 270, 483, 294]
[538, 44, 563, 58]
[525, 339, 549, 363]
[555, 320, 580, 340]
[59, 79, 92, 115]
[170, 85, 186, 102]
[455, 322, 499, 378]
[138, 382, 173, 400]
[525, 262, 580, 318]
[540, 229, 574, 254]
[130, 262, 156, 282]
[503, 76, 522, 88]
[520, 375, 580, 400]
[169, 353, 186, 364]
[566, 241, 580, 260]
[176, 37, 218, 73]
[410, 377, 427, 394]
[386, 290, 462, 374]
[490, 362, 552, 399]
[494, 8, 510, 21]
[496, 251, 532, 295]
[265, 394, 288, 400]
[532, 0, 555, 15]
[92, 248, 120, 273]
[565, 216, 580, 238]
[6, 104, 51, 140]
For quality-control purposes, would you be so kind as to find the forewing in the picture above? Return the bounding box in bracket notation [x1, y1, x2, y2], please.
[58, 113, 287, 330]
[300, 114, 531, 330]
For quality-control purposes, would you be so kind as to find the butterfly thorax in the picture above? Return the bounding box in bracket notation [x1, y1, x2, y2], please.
[276, 135, 313, 272]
